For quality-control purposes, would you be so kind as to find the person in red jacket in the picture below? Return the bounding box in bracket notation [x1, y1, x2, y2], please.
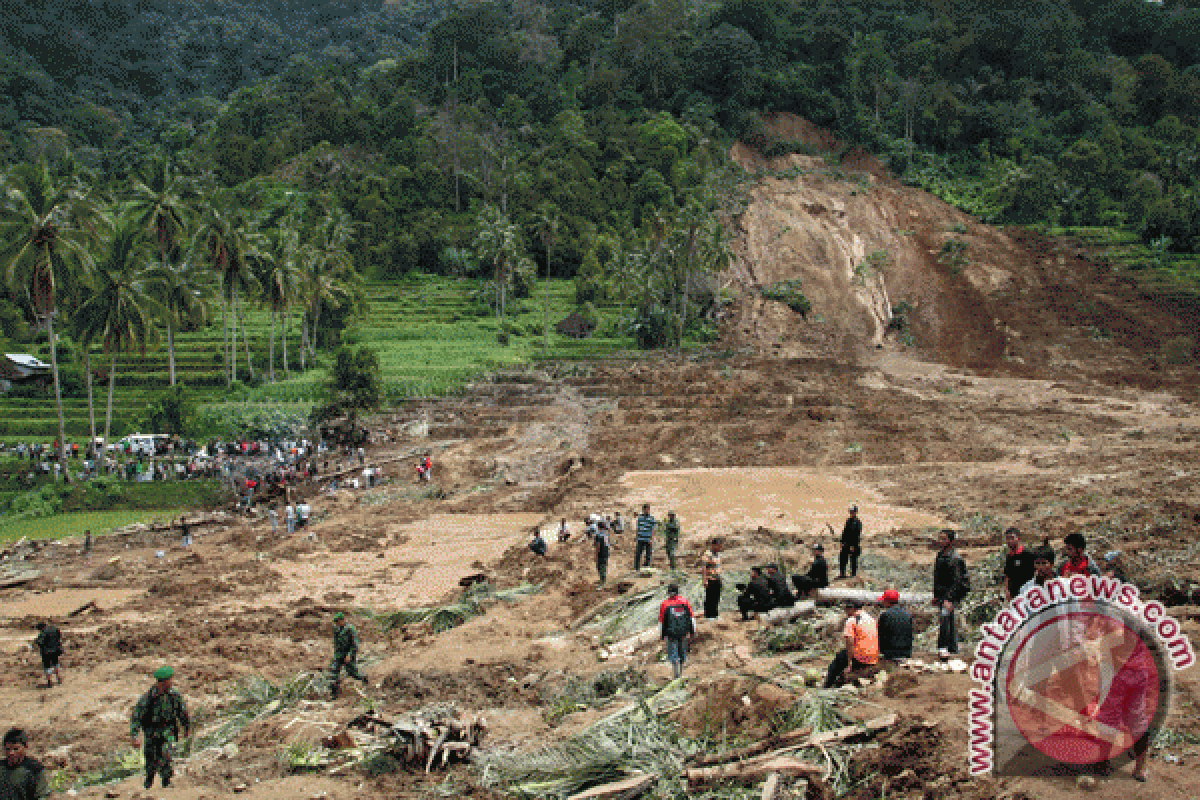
[1059, 532, 1100, 577]
[659, 584, 696, 679]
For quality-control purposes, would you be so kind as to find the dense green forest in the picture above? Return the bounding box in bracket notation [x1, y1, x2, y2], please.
[2, 0, 1200, 453]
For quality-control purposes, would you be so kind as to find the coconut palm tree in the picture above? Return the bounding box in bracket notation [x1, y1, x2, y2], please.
[474, 204, 523, 323]
[193, 194, 265, 385]
[148, 251, 210, 386]
[300, 202, 355, 362]
[259, 209, 302, 381]
[0, 160, 102, 481]
[75, 218, 162, 455]
[127, 153, 192, 263]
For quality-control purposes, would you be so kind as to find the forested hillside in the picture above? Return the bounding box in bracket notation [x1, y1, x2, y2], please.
[2, 0, 1199, 444]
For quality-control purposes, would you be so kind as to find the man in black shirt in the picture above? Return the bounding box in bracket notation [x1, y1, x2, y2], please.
[877, 589, 913, 660]
[765, 565, 795, 608]
[933, 529, 970, 658]
[839, 506, 862, 578]
[1002, 527, 1036, 602]
[791, 543, 829, 595]
[737, 567, 773, 620]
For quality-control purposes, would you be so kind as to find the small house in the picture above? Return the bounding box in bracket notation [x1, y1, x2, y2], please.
[555, 312, 596, 339]
[0, 353, 52, 389]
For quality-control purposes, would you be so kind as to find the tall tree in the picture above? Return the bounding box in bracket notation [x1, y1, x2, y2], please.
[193, 195, 264, 385]
[0, 160, 101, 480]
[260, 207, 303, 381]
[474, 204, 524, 323]
[301, 201, 355, 360]
[148, 252, 209, 386]
[533, 204, 559, 351]
[76, 218, 161, 456]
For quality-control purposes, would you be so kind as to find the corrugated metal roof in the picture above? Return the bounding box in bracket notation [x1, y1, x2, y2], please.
[4, 353, 50, 369]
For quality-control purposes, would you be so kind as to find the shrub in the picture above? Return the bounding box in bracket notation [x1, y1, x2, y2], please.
[1162, 336, 1195, 365]
[761, 280, 812, 316]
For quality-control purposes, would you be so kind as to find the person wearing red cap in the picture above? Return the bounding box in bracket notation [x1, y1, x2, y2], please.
[877, 589, 913, 661]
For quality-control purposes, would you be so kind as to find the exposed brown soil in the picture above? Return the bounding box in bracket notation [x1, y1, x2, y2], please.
[2, 116, 1200, 799]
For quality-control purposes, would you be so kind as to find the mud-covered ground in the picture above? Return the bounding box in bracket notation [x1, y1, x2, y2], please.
[4, 123, 1200, 798]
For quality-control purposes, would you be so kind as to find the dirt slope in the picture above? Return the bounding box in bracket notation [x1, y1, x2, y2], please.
[725, 113, 1200, 392]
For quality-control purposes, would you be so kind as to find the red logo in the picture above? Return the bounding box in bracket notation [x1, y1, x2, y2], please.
[1005, 611, 1161, 765]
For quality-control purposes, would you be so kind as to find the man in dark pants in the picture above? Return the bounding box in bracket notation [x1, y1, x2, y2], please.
[1002, 527, 1035, 602]
[130, 666, 190, 789]
[824, 599, 879, 687]
[702, 540, 723, 618]
[791, 543, 829, 596]
[594, 523, 611, 585]
[1, 729, 47, 800]
[663, 511, 681, 572]
[329, 613, 368, 699]
[634, 503, 657, 570]
[932, 529, 970, 658]
[34, 621, 63, 688]
[877, 589, 913, 661]
[839, 506, 862, 578]
[737, 567, 773, 620]
[765, 565, 795, 608]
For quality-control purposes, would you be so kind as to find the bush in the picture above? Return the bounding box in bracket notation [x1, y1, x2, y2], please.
[761, 280, 812, 316]
[1162, 336, 1195, 365]
[632, 304, 672, 349]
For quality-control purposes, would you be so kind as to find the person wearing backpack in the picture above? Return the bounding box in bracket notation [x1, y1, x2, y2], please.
[594, 524, 611, 585]
[659, 584, 696, 678]
[33, 622, 63, 688]
[932, 529, 970, 658]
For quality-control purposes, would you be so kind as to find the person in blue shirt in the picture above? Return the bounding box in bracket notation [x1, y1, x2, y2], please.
[634, 503, 657, 570]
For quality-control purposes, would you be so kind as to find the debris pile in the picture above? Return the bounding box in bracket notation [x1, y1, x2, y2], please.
[347, 704, 487, 773]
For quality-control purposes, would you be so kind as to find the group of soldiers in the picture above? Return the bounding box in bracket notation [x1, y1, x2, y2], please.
[15, 610, 366, 792]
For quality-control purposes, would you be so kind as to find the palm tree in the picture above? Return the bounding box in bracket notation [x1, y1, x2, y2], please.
[260, 210, 302, 381]
[300, 202, 355, 362]
[193, 195, 264, 385]
[533, 204, 559, 351]
[76, 218, 161, 455]
[0, 160, 102, 480]
[474, 204, 523, 323]
[128, 153, 192, 264]
[148, 251, 209, 385]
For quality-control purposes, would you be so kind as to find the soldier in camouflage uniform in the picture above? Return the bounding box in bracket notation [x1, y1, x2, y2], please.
[663, 511, 681, 572]
[329, 612, 367, 699]
[130, 666, 190, 789]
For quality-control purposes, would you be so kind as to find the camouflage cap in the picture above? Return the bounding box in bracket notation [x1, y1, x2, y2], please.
[154, 666, 175, 680]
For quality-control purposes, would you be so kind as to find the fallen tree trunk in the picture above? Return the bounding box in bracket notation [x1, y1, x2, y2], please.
[566, 773, 657, 800]
[692, 714, 897, 769]
[687, 757, 823, 789]
[762, 601, 816, 625]
[815, 588, 932, 606]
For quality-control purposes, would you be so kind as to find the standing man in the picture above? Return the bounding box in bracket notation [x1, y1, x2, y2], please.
[612, 510, 626, 538]
[1059, 532, 1100, 577]
[131, 666, 190, 790]
[267, 505, 279, 535]
[634, 503, 657, 571]
[329, 613, 368, 699]
[33, 621, 63, 688]
[83, 529, 93, 564]
[1, 729, 47, 800]
[529, 528, 548, 557]
[663, 511, 681, 572]
[1002, 527, 1036, 602]
[791, 543, 829, 596]
[594, 522, 611, 585]
[823, 599, 880, 687]
[932, 529, 970, 658]
[877, 589, 913, 661]
[659, 583, 696, 678]
[285, 502, 296, 535]
[1020, 545, 1057, 595]
[839, 506, 862, 579]
[701, 539, 722, 619]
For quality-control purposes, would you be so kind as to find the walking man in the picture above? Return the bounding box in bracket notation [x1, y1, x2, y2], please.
[131, 666, 190, 790]
[839, 505, 862, 578]
[34, 621, 63, 688]
[701, 539, 722, 619]
[2, 729, 48, 800]
[329, 613, 368, 699]
[932, 529, 970, 658]
[663, 511, 681, 572]
[594, 522, 611, 585]
[659, 583, 696, 678]
[634, 503, 657, 570]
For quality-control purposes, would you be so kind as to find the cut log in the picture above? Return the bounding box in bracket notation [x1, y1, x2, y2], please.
[692, 714, 895, 768]
[67, 600, 100, 617]
[807, 713, 897, 746]
[0, 569, 40, 589]
[567, 772, 657, 800]
[762, 601, 816, 625]
[814, 588, 932, 606]
[687, 757, 823, 789]
[607, 625, 660, 656]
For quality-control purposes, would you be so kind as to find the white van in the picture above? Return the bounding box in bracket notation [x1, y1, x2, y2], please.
[116, 434, 167, 456]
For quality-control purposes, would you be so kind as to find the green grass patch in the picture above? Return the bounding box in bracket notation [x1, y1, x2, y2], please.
[0, 510, 181, 543]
